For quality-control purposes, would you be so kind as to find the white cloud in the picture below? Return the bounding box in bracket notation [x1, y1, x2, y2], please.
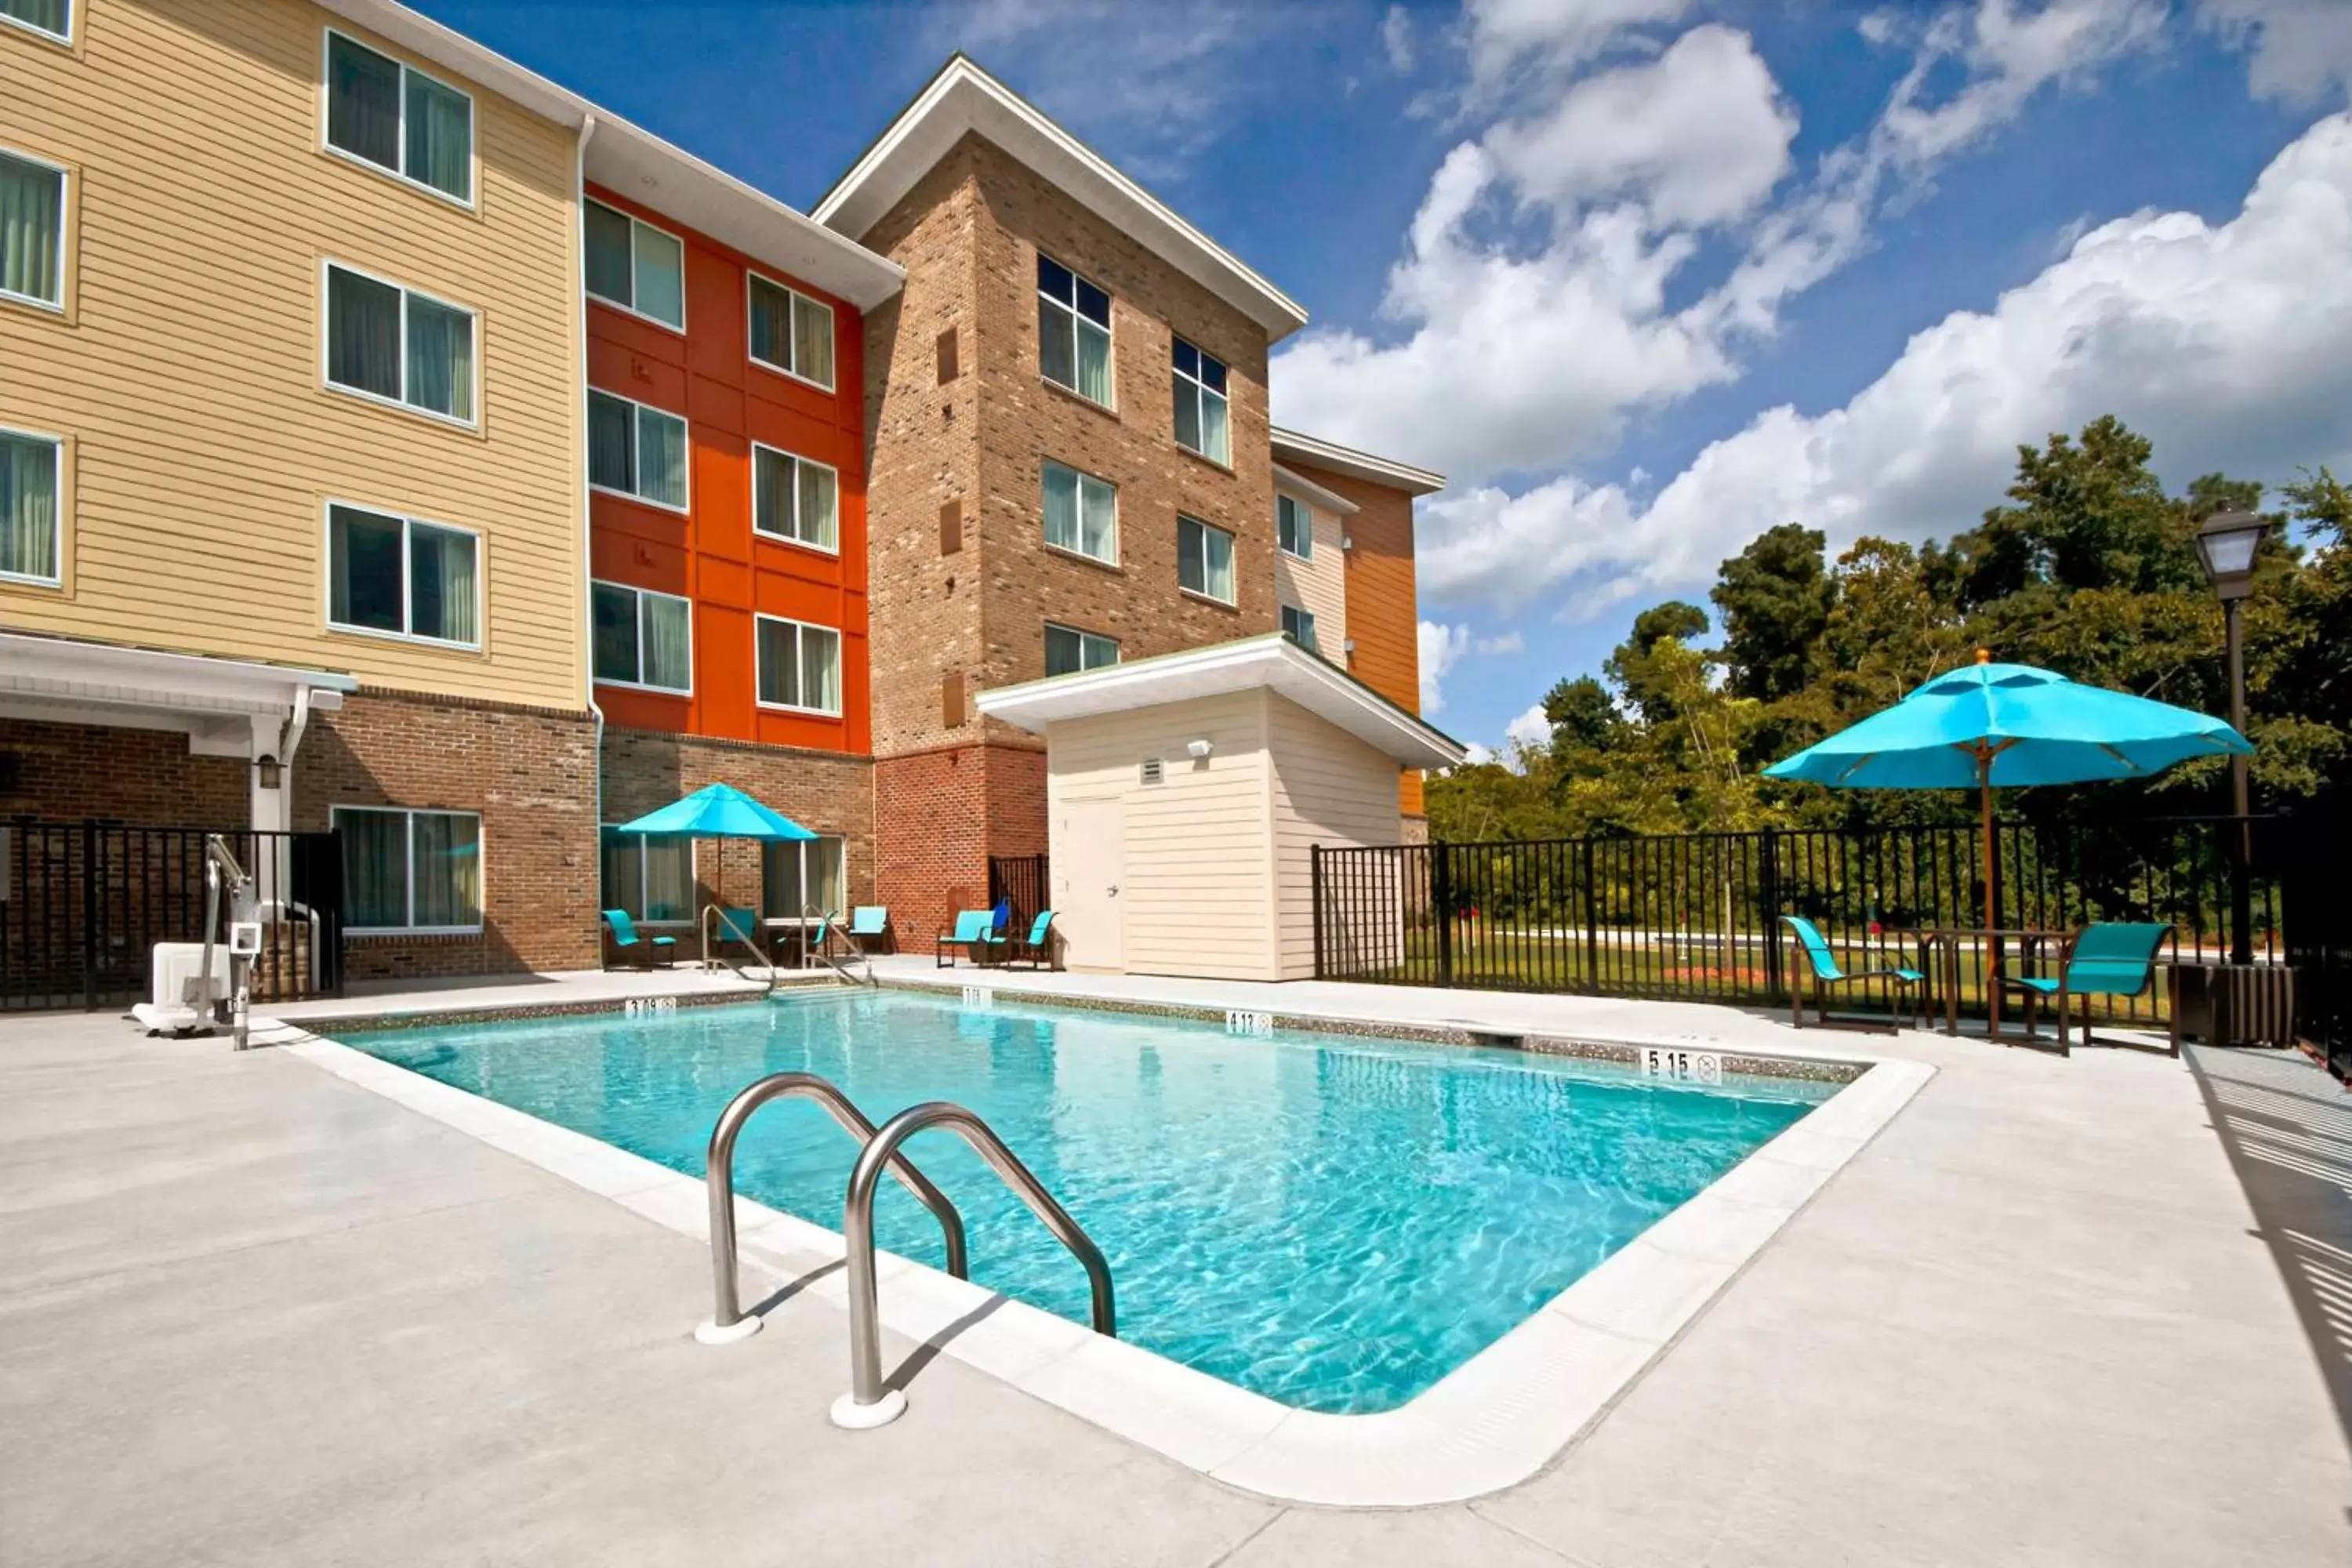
[1504, 702, 1555, 751]
[1460, 740, 1499, 766]
[2198, 0, 2352, 106]
[1421, 111, 2352, 617]
[1419, 621, 1475, 713]
[1475, 630, 1525, 654]
[1383, 3, 1417, 71]
[1461, 0, 1697, 102]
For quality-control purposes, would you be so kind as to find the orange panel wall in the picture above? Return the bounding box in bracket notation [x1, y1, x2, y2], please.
[1284, 459, 1425, 817]
[586, 185, 870, 757]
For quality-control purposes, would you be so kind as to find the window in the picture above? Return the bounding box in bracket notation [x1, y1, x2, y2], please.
[601, 827, 693, 925]
[0, 426, 60, 586]
[591, 580, 691, 691]
[1282, 604, 1319, 653]
[1277, 494, 1313, 560]
[0, 149, 66, 310]
[588, 389, 688, 511]
[1172, 337, 1229, 464]
[583, 198, 684, 330]
[1036, 252, 1111, 405]
[1044, 623, 1118, 677]
[324, 31, 473, 204]
[763, 835, 846, 921]
[336, 806, 481, 932]
[324, 263, 476, 423]
[328, 504, 480, 646]
[747, 274, 835, 389]
[0, 0, 71, 44]
[1177, 515, 1235, 604]
[755, 615, 842, 714]
[752, 444, 838, 552]
[1041, 459, 1116, 564]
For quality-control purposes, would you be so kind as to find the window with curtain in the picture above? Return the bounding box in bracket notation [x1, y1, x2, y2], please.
[1177, 515, 1235, 604]
[762, 836, 846, 921]
[583, 198, 684, 329]
[1282, 603, 1319, 653]
[1044, 623, 1118, 677]
[0, 150, 64, 309]
[336, 806, 481, 931]
[0, 427, 60, 586]
[587, 389, 688, 510]
[1041, 459, 1117, 564]
[325, 32, 472, 203]
[591, 580, 691, 691]
[752, 444, 838, 550]
[328, 503, 478, 646]
[1036, 252, 1112, 405]
[1277, 493, 1313, 560]
[1, 1, 72, 43]
[747, 274, 836, 389]
[601, 828, 692, 924]
[325, 263, 474, 423]
[755, 616, 842, 714]
[1172, 338, 1230, 464]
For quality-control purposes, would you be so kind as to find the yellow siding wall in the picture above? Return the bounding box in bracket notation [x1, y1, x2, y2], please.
[1044, 691, 1276, 982]
[1273, 488, 1346, 656]
[1269, 695, 1404, 981]
[0, 0, 583, 707]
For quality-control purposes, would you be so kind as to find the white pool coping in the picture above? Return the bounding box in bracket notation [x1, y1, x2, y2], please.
[263, 1004, 1931, 1507]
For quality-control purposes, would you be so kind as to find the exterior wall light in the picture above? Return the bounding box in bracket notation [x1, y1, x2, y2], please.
[253, 753, 283, 790]
[1186, 739, 1214, 759]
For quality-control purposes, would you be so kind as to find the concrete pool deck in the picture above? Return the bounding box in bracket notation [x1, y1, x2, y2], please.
[4, 977, 2348, 1564]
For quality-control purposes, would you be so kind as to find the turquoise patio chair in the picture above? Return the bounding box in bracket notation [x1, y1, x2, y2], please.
[2001, 921, 2173, 1057]
[1780, 915, 1926, 1033]
[846, 906, 894, 955]
[601, 909, 676, 970]
[713, 906, 769, 967]
[935, 909, 999, 969]
[1003, 910, 1058, 971]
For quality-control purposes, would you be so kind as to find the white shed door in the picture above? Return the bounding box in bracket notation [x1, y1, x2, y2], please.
[1053, 798, 1125, 971]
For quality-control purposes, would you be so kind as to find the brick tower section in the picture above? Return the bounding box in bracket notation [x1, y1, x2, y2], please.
[861, 133, 1279, 942]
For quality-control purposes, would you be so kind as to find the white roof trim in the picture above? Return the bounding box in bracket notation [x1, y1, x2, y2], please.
[1272, 464, 1359, 517]
[1269, 427, 1446, 496]
[975, 634, 1464, 768]
[317, 0, 904, 310]
[0, 631, 356, 715]
[814, 56, 1308, 339]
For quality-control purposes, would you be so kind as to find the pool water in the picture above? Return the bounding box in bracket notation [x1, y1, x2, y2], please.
[344, 991, 1831, 1413]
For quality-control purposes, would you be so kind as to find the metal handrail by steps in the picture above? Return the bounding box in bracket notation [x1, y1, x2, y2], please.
[801, 903, 876, 986]
[694, 1072, 969, 1346]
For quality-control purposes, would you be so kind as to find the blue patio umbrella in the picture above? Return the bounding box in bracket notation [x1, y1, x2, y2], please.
[614, 783, 815, 968]
[1765, 652, 2251, 1029]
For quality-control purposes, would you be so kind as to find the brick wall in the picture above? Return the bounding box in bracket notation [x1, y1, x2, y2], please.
[293, 689, 600, 981]
[872, 739, 1044, 943]
[0, 717, 248, 826]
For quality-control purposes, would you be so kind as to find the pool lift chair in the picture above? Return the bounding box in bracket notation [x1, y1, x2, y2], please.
[131, 833, 259, 1049]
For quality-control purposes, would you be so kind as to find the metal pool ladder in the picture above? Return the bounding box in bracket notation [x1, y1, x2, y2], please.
[800, 903, 876, 987]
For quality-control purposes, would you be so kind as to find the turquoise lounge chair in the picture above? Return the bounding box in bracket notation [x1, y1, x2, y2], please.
[846, 906, 893, 954]
[2001, 921, 2173, 1056]
[601, 909, 676, 970]
[713, 906, 768, 967]
[1781, 915, 1925, 1033]
[936, 909, 999, 968]
[1003, 910, 1058, 970]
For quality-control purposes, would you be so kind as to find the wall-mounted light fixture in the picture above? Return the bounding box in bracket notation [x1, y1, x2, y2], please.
[253, 753, 283, 790]
[1186, 739, 1214, 759]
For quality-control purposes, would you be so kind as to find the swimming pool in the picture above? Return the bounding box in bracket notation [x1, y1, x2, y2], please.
[343, 989, 1834, 1414]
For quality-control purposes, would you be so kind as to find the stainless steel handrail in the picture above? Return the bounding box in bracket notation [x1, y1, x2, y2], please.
[801, 902, 874, 987]
[697, 1073, 969, 1345]
[833, 1101, 1114, 1428]
[200, 834, 253, 1050]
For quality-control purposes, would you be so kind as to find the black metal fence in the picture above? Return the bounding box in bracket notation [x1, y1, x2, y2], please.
[1314, 815, 2315, 1037]
[987, 854, 1050, 931]
[2, 821, 345, 1012]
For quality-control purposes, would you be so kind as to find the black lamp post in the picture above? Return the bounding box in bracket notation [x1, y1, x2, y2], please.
[2193, 509, 2271, 964]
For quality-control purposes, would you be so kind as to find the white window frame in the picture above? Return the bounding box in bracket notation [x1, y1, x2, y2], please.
[319, 27, 477, 210]
[0, 422, 64, 588]
[1041, 459, 1119, 567]
[1036, 251, 1114, 409]
[587, 387, 691, 514]
[322, 500, 483, 650]
[0, 145, 68, 314]
[590, 579, 693, 694]
[745, 270, 836, 392]
[753, 612, 844, 717]
[332, 804, 485, 936]
[762, 833, 848, 924]
[1172, 336, 1230, 464]
[750, 440, 840, 555]
[1044, 622, 1119, 677]
[601, 826, 695, 928]
[321, 260, 479, 429]
[584, 197, 687, 334]
[1176, 514, 1235, 606]
[0, 0, 73, 47]
[1282, 603, 1319, 652]
[1277, 493, 1314, 561]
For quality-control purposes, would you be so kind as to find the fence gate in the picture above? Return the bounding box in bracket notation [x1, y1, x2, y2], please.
[987, 854, 1050, 930]
[2, 820, 345, 1012]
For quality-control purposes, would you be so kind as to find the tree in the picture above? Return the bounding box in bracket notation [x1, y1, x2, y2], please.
[1713, 523, 1835, 701]
[1540, 674, 1619, 757]
[1604, 601, 1709, 724]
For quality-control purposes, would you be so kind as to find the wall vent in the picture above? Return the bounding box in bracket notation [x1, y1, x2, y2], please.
[1140, 757, 1165, 785]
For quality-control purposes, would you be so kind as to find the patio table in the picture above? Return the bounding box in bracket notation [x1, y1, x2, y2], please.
[1900, 925, 2073, 1047]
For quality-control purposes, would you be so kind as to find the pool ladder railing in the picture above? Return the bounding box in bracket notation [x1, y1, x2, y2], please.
[694, 1072, 1116, 1432]
[800, 903, 876, 988]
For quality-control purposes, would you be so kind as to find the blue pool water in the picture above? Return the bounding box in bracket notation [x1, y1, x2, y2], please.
[344, 991, 1831, 1413]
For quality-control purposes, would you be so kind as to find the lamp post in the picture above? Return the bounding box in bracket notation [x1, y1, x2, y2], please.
[2194, 509, 2271, 965]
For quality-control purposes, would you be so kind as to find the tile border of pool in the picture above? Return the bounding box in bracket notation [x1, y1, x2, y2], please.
[267, 1001, 1932, 1508]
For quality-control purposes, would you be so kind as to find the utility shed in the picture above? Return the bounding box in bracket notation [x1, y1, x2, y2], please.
[975, 635, 1465, 980]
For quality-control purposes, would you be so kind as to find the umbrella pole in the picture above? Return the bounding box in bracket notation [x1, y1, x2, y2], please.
[1979, 749, 1999, 1040]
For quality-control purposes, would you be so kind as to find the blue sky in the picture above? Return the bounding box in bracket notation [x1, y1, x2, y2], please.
[416, 2, 2352, 755]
